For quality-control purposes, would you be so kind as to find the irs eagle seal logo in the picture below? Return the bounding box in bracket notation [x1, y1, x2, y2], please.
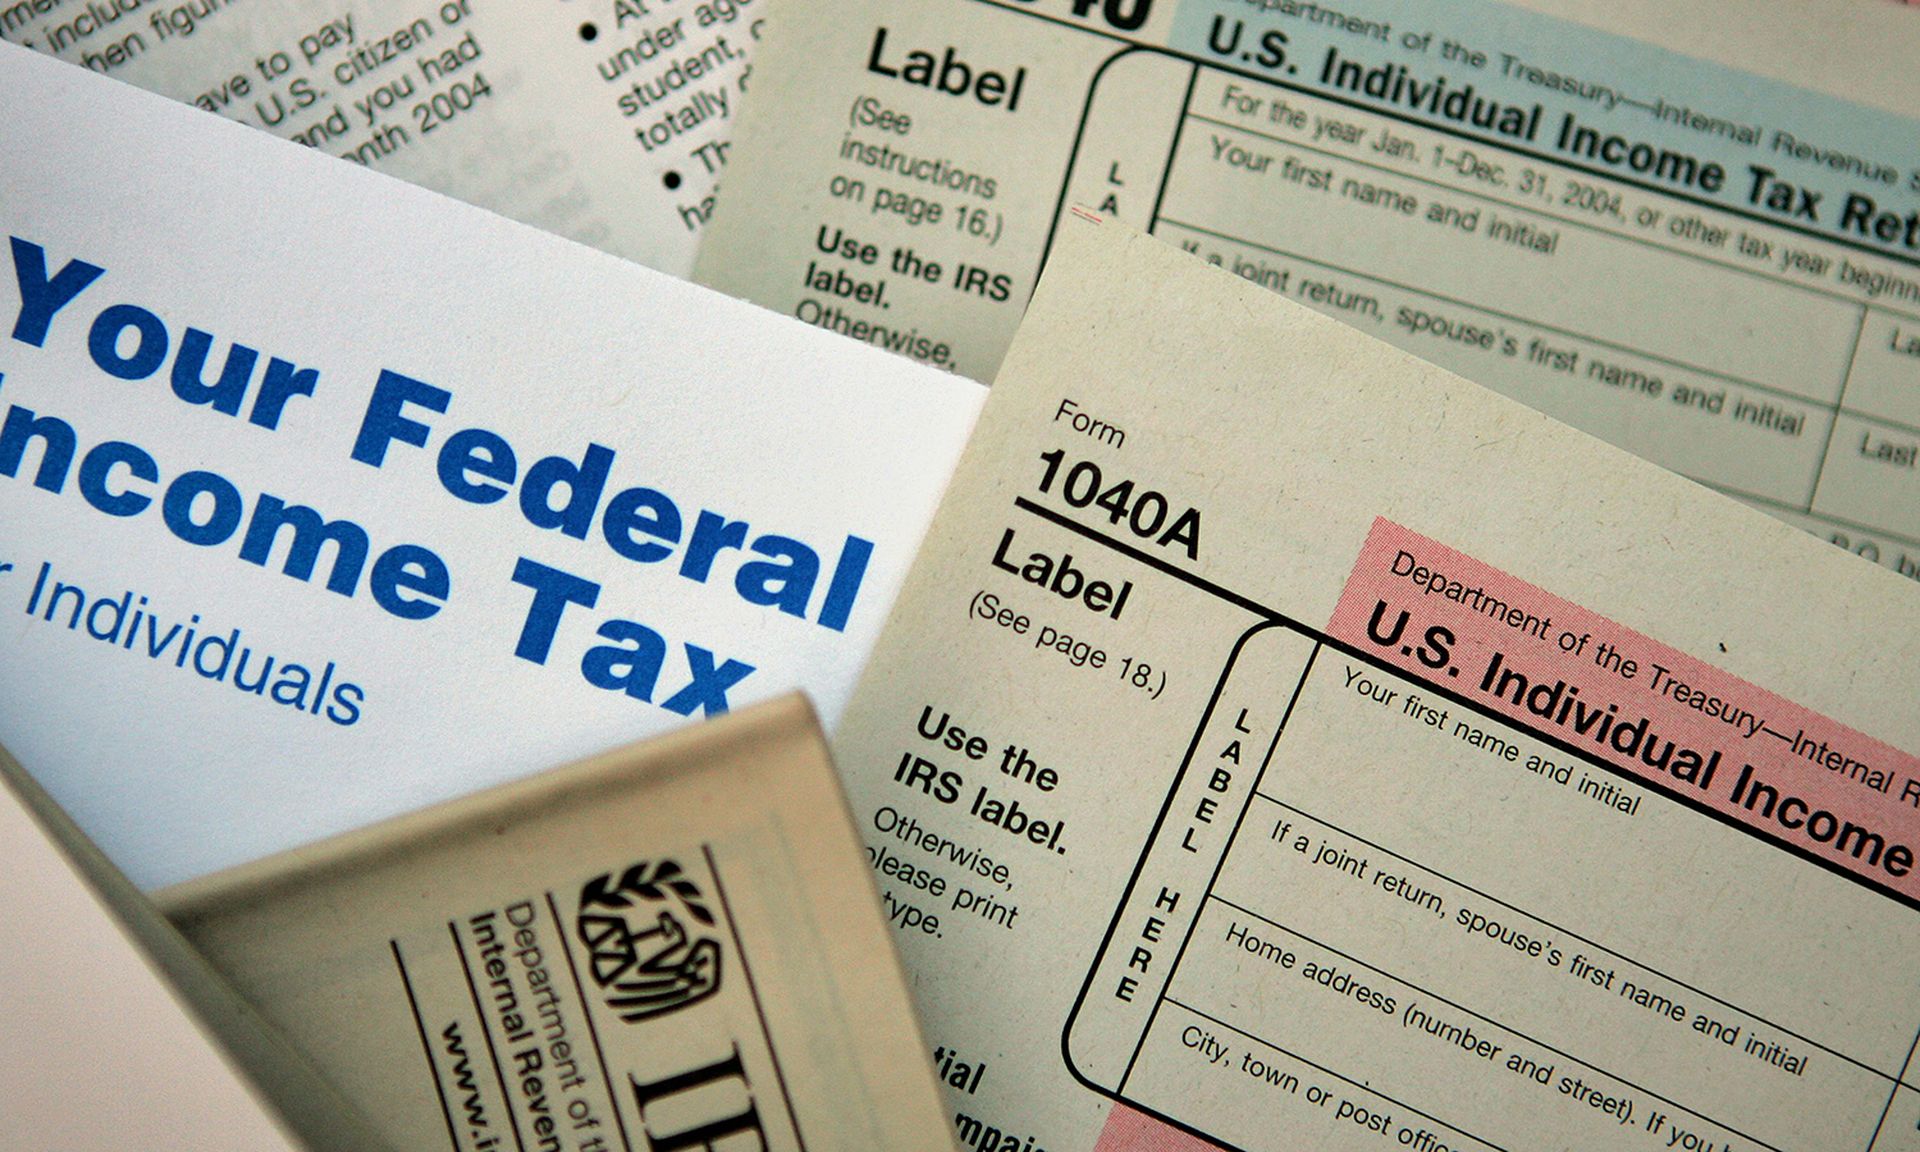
[575, 859, 722, 1022]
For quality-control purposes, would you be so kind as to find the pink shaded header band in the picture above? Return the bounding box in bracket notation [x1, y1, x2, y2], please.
[1328, 518, 1920, 907]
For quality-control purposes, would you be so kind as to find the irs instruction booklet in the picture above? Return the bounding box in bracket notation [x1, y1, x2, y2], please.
[0, 742, 389, 1152]
[0, 41, 982, 889]
[159, 694, 958, 1152]
[825, 213, 1920, 1152]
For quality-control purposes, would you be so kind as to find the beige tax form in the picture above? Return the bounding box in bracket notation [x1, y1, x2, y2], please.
[695, 0, 1920, 579]
[2, 0, 761, 274]
[827, 213, 1920, 1152]
[160, 695, 957, 1152]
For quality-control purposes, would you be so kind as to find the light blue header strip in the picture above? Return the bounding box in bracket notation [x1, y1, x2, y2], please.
[1168, 0, 1919, 264]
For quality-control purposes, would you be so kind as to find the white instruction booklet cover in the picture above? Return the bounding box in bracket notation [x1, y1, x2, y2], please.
[830, 213, 1920, 1152]
[0, 42, 983, 889]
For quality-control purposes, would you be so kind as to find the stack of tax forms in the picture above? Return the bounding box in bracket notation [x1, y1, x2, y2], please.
[6, 4, 1920, 1152]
